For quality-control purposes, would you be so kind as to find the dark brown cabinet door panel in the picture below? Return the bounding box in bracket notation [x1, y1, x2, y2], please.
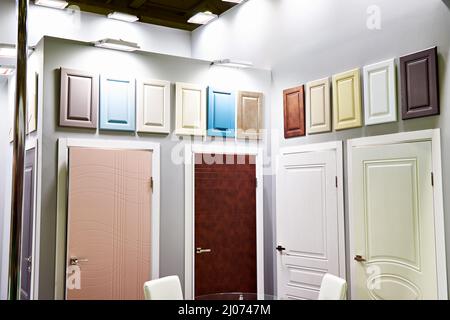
[400, 47, 439, 119]
[283, 85, 305, 138]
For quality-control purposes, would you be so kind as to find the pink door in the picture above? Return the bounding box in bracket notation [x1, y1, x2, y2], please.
[66, 147, 152, 300]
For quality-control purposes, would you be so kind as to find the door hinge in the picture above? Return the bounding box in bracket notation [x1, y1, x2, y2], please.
[150, 177, 154, 192]
[335, 176, 338, 188]
[255, 177, 258, 188]
[431, 172, 434, 187]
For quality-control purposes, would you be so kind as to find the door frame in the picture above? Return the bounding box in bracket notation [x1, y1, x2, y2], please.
[347, 129, 447, 299]
[54, 138, 161, 300]
[184, 143, 264, 300]
[276, 141, 346, 295]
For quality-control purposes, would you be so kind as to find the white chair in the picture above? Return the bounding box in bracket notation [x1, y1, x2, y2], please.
[143, 276, 184, 300]
[318, 273, 347, 300]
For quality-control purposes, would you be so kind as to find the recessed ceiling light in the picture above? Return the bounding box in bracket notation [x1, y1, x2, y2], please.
[0, 44, 16, 58]
[222, 0, 245, 3]
[94, 38, 141, 52]
[107, 12, 139, 23]
[212, 59, 253, 69]
[188, 11, 218, 25]
[34, 0, 69, 9]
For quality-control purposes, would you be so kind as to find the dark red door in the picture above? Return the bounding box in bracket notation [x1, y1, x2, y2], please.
[194, 154, 257, 297]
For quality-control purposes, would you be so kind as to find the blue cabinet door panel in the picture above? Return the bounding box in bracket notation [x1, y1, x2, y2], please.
[207, 87, 236, 137]
[100, 76, 136, 131]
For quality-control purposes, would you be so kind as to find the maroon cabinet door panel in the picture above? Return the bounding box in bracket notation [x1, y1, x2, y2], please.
[195, 154, 257, 297]
[400, 47, 439, 119]
[283, 85, 305, 138]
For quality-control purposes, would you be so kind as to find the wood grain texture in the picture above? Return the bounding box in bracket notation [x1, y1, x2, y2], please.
[306, 78, 331, 134]
[194, 154, 257, 297]
[60, 68, 99, 129]
[332, 68, 362, 130]
[66, 147, 152, 300]
[237, 91, 263, 140]
[400, 47, 439, 119]
[283, 85, 305, 138]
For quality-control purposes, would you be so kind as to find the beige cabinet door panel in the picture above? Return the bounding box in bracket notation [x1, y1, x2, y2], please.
[175, 82, 206, 136]
[306, 77, 331, 134]
[332, 69, 362, 130]
[237, 91, 263, 139]
[137, 79, 171, 134]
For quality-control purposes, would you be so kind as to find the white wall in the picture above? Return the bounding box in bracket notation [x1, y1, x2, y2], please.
[192, 0, 450, 295]
[0, 0, 192, 58]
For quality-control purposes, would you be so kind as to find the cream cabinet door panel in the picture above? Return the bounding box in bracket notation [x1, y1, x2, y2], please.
[363, 59, 397, 125]
[277, 145, 345, 300]
[349, 141, 439, 299]
[306, 78, 330, 134]
[137, 79, 171, 134]
[332, 69, 362, 130]
[237, 91, 263, 139]
[175, 82, 206, 136]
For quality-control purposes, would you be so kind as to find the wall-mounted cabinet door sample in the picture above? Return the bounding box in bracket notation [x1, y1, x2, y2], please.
[100, 75, 136, 132]
[283, 86, 305, 138]
[348, 139, 440, 299]
[237, 91, 263, 140]
[207, 87, 236, 138]
[332, 69, 362, 130]
[137, 79, 170, 134]
[306, 78, 331, 134]
[363, 59, 397, 125]
[277, 145, 345, 300]
[175, 82, 206, 136]
[60, 68, 99, 129]
[66, 147, 152, 300]
[400, 47, 439, 119]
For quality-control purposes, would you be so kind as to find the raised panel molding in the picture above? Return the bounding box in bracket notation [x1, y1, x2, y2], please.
[306, 78, 330, 134]
[207, 87, 236, 138]
[332, 68, 362, 130]
[363, 59, 397, 125]
[60, 68, 99, 129]
[175, 82, 206, 136]
[137, 79, 171, 134]
[400, 47, 439, 119]
[100, 75, 136, 132]
[283, 85, 305, 138]
[237, 91, 263, 140]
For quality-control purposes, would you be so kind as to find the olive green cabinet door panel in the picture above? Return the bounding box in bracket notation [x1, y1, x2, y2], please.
[332, 69, 362, 130]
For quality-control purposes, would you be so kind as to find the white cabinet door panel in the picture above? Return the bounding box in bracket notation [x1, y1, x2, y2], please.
[137, 79, 171, 133]
[175, 82, 206, 136]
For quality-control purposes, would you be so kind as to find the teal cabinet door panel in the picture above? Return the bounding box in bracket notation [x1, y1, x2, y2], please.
[100, 76, 136, 131]
[207, 87, 236, 137]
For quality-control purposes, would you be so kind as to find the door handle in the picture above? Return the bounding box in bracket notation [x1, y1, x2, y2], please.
[196, 248, 212, 254]
[354, 255, 366, 262]
[276, 245, 286, 253]
[70, 257, 89, 266]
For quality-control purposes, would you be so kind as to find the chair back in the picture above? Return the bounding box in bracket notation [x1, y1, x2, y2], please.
[318, 273, 347, 300]
[143, 276, 183, 300]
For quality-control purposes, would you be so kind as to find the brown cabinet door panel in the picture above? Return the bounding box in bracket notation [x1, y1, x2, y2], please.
[400, 47, 439, 119]
[283, 85, 305, 138]
[195, 154, 257, 297]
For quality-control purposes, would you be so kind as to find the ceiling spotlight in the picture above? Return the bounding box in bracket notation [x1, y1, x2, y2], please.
[107, 12, 139, 23]
[94, 38, 140, 52]
[222, 0, 245, 3]
[188, 11, 218, 25]
[211, 59, 253, 69]
[34, 0, 69, 9]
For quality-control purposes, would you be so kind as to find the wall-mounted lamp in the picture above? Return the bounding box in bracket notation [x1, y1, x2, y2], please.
[93, 39, 140, 52]
[34, 0, 69, 9]
[211, 59, 253, 69]
[188, 11, 218, 25]
[107, 12, 139, 23]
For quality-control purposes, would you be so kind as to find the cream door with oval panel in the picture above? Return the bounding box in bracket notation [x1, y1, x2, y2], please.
[137, 79, 170, 134]
[175, 82, 206, 136]
[277, 142, 345, 300]
[349, 138, 442, 299]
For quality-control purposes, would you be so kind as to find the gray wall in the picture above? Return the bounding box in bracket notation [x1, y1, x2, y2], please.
[192, 0, 450, 295]
[38, 37, 273, 299]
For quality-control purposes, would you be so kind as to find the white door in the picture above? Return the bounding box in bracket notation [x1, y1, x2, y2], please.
[277, 143, 345, 300]
[349, 140, 439, 299]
